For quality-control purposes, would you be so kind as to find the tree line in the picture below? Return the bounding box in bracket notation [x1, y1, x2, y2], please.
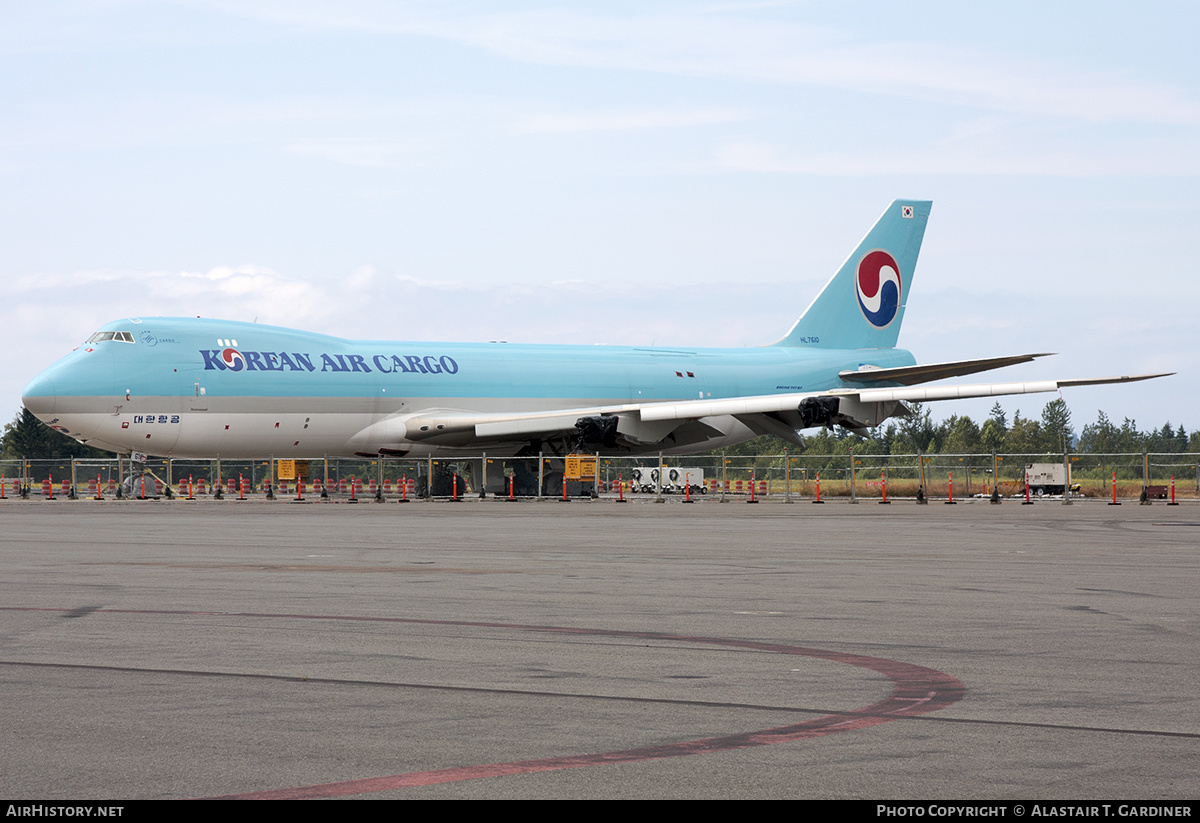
[719, 399, 1196, 457]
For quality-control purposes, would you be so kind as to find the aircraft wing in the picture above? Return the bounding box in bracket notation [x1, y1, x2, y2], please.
[640, 372, 1172, 422]
[359, 370, 1171, 450]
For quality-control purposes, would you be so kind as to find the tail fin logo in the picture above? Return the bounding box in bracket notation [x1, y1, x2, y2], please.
[855, 250, 902, 328]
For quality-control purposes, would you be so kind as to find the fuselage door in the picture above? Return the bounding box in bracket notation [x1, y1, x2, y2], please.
[187, 371, 209, 411]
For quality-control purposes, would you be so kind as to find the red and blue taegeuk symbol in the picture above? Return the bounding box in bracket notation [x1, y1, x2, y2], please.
[220, 348, 246, 371]
[855, 250, 901, 328]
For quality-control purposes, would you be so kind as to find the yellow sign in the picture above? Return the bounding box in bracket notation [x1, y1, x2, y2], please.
[564, 455, 597, 481]
[277, 459, 296, 480]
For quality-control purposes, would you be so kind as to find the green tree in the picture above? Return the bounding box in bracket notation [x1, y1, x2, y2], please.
[988, 402, 1008, 430]
[1003, 411, 1044, 454]
[1144, 422, 1183, 454]
[1040, 399, 1074, 453]
[893, 403, 936, 454]
[942, 415, 981, 454]
[0, 407, 110, 460]
[1, 408, 48, 460]
[1078, 411, 1118, 453]
[1117, 418, 1144, 453]
[979, 419, 1005, 453]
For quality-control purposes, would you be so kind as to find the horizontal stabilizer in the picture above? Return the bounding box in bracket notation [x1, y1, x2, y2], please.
[839, 353, 1054, 386]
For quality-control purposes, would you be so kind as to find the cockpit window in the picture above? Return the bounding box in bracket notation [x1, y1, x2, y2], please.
[86, 331, 135, 343]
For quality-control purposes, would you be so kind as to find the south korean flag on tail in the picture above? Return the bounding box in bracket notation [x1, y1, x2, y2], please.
[901, 205, 914, 218]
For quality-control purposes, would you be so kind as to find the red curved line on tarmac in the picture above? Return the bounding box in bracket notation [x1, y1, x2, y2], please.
[205, 617, 964, 799]
[1, 608, 963, 798]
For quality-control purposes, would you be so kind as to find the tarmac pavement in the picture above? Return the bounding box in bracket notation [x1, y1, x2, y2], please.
[1, 498, 1196, 799]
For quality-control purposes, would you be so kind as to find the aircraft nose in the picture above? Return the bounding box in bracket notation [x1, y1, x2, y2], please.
[22, 372, 57, 416]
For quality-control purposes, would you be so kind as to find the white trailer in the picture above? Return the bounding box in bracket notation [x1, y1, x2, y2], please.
[630, 466, 706, 494]
[1024, 463, 1070, 495]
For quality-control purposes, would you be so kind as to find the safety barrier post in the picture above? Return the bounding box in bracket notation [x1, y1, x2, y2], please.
[238, 474, 245, 501]
[46, 474, 55, 500]
[399, 475, 410, 504]
[849, 447, 857, 503]
[348, 475, 358, 503]
[916, 451, 927, 504]
[747, 470, 758, 503]
[1023, 477, 1033, 505]
[616, 473, 626, 503]
[879, 468, 890, 504]
[655, 452, 664, 503]
[1109, 471, 1120, 506]
[507, 474, 514, 502]
[0, 475, 6, 500]
[945, 471, 956, 505]
[295, 476, 305, 502]
[94, 474, 104, 500]
[812, 472, 823, 504]
[188, 475, 195, 500]
[1169, 475, 1179, 506]
[452, 473, 461, 502]
[720, 453, 727, 503]
[1061, 452, 1072, 506]
[683, 477, 693, 504]
[560, 473, 568, 502]
[1143, 451, 1151, 506]
[783, 452, 791, 504]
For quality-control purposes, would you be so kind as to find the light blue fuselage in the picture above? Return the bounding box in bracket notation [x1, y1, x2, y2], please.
[22, 316, 915, 458]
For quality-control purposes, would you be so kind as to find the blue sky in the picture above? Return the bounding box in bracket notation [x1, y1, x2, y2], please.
[3, 1, 1196, 437]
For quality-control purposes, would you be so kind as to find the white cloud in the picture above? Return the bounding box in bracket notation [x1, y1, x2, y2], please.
[714, 136, 1200, 177]
[210, 3, 1200, 126]
[514, 106, 751, 134]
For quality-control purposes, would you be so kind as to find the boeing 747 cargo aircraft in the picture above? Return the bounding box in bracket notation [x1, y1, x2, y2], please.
[20, 201, 1169, 459]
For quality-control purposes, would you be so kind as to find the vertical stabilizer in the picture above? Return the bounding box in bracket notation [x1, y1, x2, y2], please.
[774, 200, 931, 350]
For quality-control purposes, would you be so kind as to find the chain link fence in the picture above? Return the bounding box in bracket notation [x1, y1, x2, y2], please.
[2, 451, 1197, 502]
